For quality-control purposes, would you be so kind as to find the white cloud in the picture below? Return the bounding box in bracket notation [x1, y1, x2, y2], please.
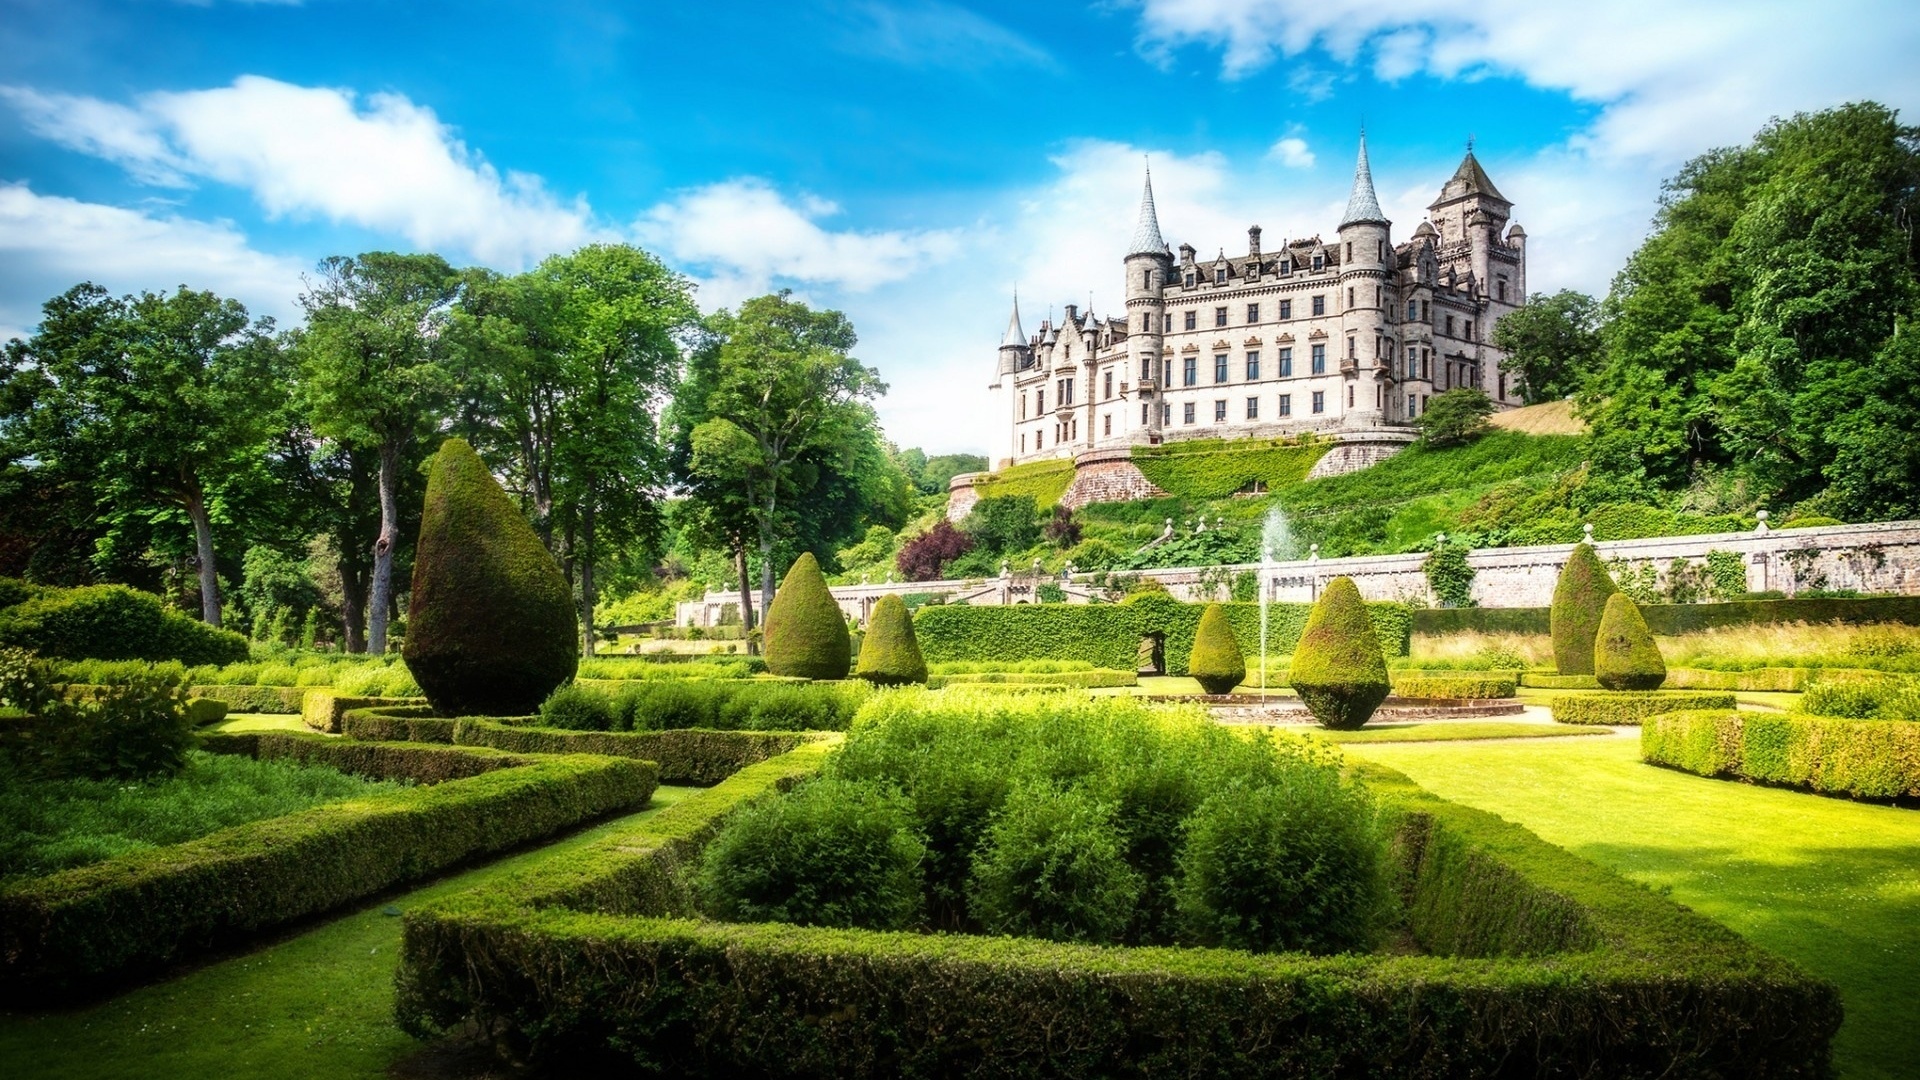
[0, 182, 306, 340]
[1, 75, 605, 268]
[635, 178, 966, 305]
[1267, 135, 1314, 169]
[839, 0, 1055, 71]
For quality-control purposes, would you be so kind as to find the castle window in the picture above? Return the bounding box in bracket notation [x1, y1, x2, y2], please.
[1103, 414, 1111, 436]
[1247, 302, 1259, 323]
[1408, 394, 1417, 417]
[1215, 267, 1227, 285]
[1183, 356, 1198, 386]
[1036, 388, 1045, 413]
[1214, 306, 1227, 328]
[1104, 370, 1113, 398]
[1496, 278, 1508, 302]
[1246, 396, 1259, 419]
[1184, 310, 1197, 331]
[1072, 419, 1078, 440]
[1347, 287, 1355, 308]
[1020, 393, 1027, 419]
[1313, 253, 1324, 271]
[1183, 402, 1196, 425]
[1279, 299, 1293, 319]
[1446, 314, 1455, 336]
[1279, 347, 1292, 377]
[1280, 257, 1292, 276]
[1214, 354, 1228, 383]
[1407, 300, 1418, 321]
[1279, 394, 1292, 416]
[1141, 313, 1150, 331]
[1214, 400, 1227, 422]
[1311, 344, 1326, 374]
[1163, 314, 1172, 332]
[1499, 372, 1508, 399]
[1143, 270, 1152, 288]
[1348, 385, 1355, 408]
[1421, 300, 1429, 320]
[1311, 295, 1325, 316]
[1311, 391, 1325, 414]
[1142, 403, 1149, 425]
[1378, 240, 1384, 260]
[1184, 272, 1196, 288]
[1467, 320, 1475, 341]
[1246, 351, 1260, 380]
[1021, 434, 1026, 452]
[1345, 242, 1352, 261]
[1036, 429, 1043, 448]
[1162, 402, 1171, 424]
[1423, 394, 1430, 411]
[1348, 336, 1356, 359]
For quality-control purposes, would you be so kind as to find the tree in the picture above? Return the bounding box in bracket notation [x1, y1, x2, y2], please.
[1594, 593, 1667, 691]
[297, 253, 462, 653]
[1187, 603, 1246, 694]
[1413, 388, 1495, 446]
[1287, 576, 1390, 730]
[0, 284, 281, 626]
[964, 494, 1042, 554]
[1491, 290, 1601, 404]
[855, 593, 927, 686]
[672, 293, 886, 616]
[453, 246, 699, 655]
[1550, 542, 1617, 676]
[762, 551, 850, 679]
[896, 519, 974, 581]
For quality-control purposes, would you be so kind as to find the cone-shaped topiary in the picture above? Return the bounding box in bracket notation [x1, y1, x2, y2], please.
[764, 552, 851, 680]
[856, 594, 927, 686]
[403, 439, 578, 716]
[1594, 592, 1667, 691]
[1288, 577, 1391, 730]
[1550, 542, 1617, 675]
[1188, 603, 1246, 695]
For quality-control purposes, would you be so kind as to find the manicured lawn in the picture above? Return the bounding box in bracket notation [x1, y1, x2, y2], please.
[1308, 721, 1610, 743]
[207, 714, 311, 733]
[1344, 738, 1920, 1080]
[0, 784, 697, 1079]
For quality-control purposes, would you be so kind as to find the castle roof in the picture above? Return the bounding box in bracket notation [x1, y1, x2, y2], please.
[1431, 147, 1508, 206]
[999, 295, 1026, 349]
[1338, 132, 1388, 228]
[1127, 166, 1168, 257]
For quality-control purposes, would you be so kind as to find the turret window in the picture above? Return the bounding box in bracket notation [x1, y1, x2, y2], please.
[1345, 242, 1352, 261]
[1141, 313, 1150, 331]
[1496, 278, 1508, 302]
[1407, 300, 1418, 320]
[1020, 393, 1027, 419]
[1347, 287, 1355, 308]
[1348, 385, 1355, 408]
[1142, 403, 1149, 424]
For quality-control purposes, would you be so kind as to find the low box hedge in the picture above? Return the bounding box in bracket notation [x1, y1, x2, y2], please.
[1522, 672, 1601, 689]
[338, 706, 454, 744]
[451, 715, 825, 787]
[302, 689, 425, 733]
[1415, 595, 1920, 638]
[393, 744, 1837, 1077]
[1643, 709, 1920, 800]
[1661, 667, 1813, 692]
[1550, 691, 1738, 726]
[189, 684, 308, 714]
[927, 668, 1138, 690]
[1388, 672, 1518, 699]
[0, 733, 658, 999]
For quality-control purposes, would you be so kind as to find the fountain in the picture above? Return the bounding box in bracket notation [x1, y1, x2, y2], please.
[1257, 505, 1298, 698]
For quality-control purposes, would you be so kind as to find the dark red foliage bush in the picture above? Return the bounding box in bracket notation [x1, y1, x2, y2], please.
[896, 520, 974, 582]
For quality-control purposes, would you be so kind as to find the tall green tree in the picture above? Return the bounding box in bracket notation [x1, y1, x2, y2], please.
[0, 284, 281, 625]
[670, 293, 887, 617]
[296, 252, 462, 653]
[1491, 290, 1602, 404]
[1583, 102, 1920, 513]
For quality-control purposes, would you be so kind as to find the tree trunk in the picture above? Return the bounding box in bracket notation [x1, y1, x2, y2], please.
[579, 503, 597, 658]
[369, 440, 400, 654]
[340, 560, 368, 654]
[735, 541, 756, 654]
[183, 485, 222, 628]
[758, 489, 778, 618]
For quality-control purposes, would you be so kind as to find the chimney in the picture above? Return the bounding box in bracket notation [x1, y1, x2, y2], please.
[1248, 225, 1262, 256]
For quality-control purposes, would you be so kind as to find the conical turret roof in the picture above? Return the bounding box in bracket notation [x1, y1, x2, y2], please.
[1127, 165, 1167, 257]
[1339, 132, 1388, 228]
[999, 295, 1026, 349]
[1431, 145, 1508, 207]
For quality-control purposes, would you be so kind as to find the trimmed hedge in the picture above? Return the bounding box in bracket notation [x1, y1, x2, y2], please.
[915, 595, 1412, 672]
[1550, 543, 1616, 676]
[1550, 691, 1738, 726]
[928, 669, 1138, 690]
[1594, 594, 1667, 691]
[394, 744, 1839, 1077]
[1522, 672, 1600, 689]
[0, 733, 657, 999]
[1661, 667, 1812, 692]
[1389, 674, 1518, 699]
[763, 553, 852, 680]
[302, 689, 425, 733]
[1129, 438, 1329, 498]
[451, 716, 822, 787]
[0, 584, 248, 666]
[1187, 603, 1246, 695]
[1288, 577, 1391, 730]
[966, 458, 1074, 509]
[855, 594, 927, 686]
[1416, 595, 1920, 637]
[1643, 709, 1920, 800]
[338, 707, 455, 745]
[189, 684, 307, 714]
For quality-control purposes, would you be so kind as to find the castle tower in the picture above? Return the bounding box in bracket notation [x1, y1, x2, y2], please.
[1336, 132, 1391, 427]
[1123, 165, 1171, 441]
[1427, 144, 1513, 304]
[992, 294, 1027, 467]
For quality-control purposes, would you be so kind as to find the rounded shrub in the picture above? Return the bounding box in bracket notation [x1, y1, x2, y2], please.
[1550, 542, 1617, 676]
[856, 594, 927, 686]
[538, 682, 616, 731]
[699, 777, 926, 930]
[967, 782, 1141, 944]
[1594, 593, 1667, 691]
[1187, 603, 1246, 695]
[1287, 576, 1390, 730]
[0, 584, 248, 666]
[402, 438, 578, 717]
[1175, 771, 1390, 955]
[763, 552, 851, 680]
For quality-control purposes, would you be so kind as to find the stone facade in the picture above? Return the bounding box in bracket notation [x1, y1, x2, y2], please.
[1059, 448, 1169, 511]
[984, 135, 1526, 476]
[1303, 429, 1420, 479]
[677, 521, 1920, 627]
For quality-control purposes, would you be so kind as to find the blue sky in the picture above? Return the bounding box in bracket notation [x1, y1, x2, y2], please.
[3, 0, 1917, 454]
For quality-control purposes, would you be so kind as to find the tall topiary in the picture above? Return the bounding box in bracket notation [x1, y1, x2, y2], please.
[403, 438, 578, 716]
[856, 594, 927, 686]
[1550, 542, 1617, 675]
[1288, 576, 1390, 730]
[1188, 603, 1246, 695]
[1594, 593, 1667, 691]
[764, 552, 851, 680]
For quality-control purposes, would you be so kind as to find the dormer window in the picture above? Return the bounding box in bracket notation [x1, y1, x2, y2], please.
[1280, 257, 1292, 276]
[1312, 253, 1324, 271]
[1215, 266, 1227, 285]
[1184, 272, 1197, 288]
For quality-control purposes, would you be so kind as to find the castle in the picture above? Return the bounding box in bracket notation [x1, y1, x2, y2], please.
[986, 135, 1527, 471]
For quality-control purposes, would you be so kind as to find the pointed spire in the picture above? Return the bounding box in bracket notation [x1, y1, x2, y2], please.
[999, 292, 1025, 349]
[1339, 130, 1388, 228]
[1127, 162, 1167, 257]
